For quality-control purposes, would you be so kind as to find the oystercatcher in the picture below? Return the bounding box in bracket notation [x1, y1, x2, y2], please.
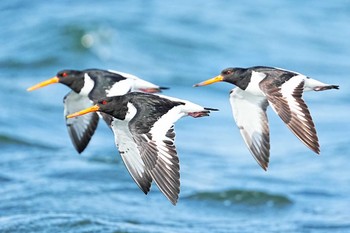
[67, 92, 218, 205]
[27, 69, 168, 153]
[194, 66, 339, 170]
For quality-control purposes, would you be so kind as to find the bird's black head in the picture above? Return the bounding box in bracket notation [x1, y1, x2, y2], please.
[96, 96, 128, 120]
[220, 67, 250, 86]
[193, 67, 250, 90]
[26, 69, 87, 92]
[56, 70, 86, 93]
[220, 67, 235, 79]
[66, 95, 126, 120]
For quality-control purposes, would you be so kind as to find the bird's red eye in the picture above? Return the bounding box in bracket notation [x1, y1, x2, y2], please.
[101, 100, 107, 105]
[62, 72, 68, 77]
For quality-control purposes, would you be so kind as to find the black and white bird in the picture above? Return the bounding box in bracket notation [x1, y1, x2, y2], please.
[194, 66, 339, 170]
[66, 92, 218, 205]
[27, 69, 168, 153]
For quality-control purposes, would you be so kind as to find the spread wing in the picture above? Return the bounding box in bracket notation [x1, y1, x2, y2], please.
[259, 76, 320, 153]
[230, 88, 270, 170]
[63, 91, 99, 153]
[133, 126, 180, 205]
[130, 106, 182, 205]
[110, 119, 152, 194]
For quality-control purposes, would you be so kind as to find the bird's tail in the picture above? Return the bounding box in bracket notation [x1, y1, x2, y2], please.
[204, 107, 219, 111]
[314, 85, 339, 91]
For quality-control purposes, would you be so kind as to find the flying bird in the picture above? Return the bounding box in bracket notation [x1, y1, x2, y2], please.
[27, 69, 167, 153]
[67, 92, 218, 205]
[194, 66, 339, 170]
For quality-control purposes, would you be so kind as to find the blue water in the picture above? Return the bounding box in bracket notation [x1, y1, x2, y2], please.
[1, 1, 350, 232]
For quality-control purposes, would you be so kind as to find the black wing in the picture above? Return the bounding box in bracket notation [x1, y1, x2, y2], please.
[64, 91, 99, 153]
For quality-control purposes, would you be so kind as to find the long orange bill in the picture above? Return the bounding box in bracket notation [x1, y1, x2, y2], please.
[27, 77, 59, 91]
[66, 105, 100, 119]
[193, 75, 224, 87]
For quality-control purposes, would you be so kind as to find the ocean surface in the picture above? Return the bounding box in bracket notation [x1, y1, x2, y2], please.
[1, 1, 350, 232]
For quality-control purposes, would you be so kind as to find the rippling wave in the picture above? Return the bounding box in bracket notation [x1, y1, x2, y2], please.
[0, 213, 133, 233]
[0, 134, 31, 146]
[186, 189, 293, 207]
[0, 134, 56, 149]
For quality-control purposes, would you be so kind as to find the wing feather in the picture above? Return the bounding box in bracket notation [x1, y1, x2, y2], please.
[130, 106, 183, 205]
[63, 91, 99, 153]
[230, 88, 270, 170]
[260, 76, 320, 154]
[111, 119, 152, 194]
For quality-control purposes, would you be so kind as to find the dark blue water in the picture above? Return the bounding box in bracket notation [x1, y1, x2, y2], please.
[1, 1, 350, 232]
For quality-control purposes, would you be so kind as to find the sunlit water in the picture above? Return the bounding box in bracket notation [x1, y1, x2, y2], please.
[1, 1, 350, 232]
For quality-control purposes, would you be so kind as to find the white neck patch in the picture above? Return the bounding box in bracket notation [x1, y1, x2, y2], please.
[245, 71, 266, 96]
[79, 73, 95, 96]
[125, 102, 137, 121]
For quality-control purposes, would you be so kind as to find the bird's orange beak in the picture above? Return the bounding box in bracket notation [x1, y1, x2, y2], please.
[27, 77, 60, 91]
[193, 75, 224, 87]
[66, 105, 100, 119]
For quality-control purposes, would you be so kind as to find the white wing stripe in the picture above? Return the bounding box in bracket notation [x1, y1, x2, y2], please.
[107, 69, 160, 90]
[106, 79, 133, 97]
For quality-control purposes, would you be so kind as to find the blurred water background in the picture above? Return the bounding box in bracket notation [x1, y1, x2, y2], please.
[1, 0, 350, 232]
